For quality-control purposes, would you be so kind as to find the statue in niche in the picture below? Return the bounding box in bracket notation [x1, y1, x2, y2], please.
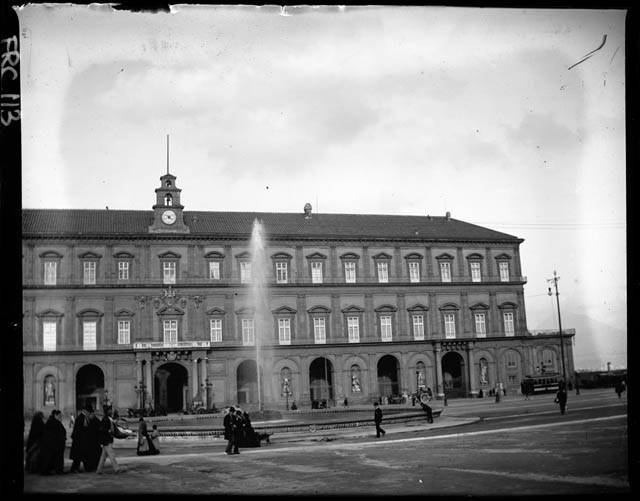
[351, 374, 361, 393]
[418, 371, 426, 389]
[44, 376, 55, 406]
[480, 364, 488, 384]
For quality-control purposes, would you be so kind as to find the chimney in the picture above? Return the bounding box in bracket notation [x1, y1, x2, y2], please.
[304, 203, 312, 219]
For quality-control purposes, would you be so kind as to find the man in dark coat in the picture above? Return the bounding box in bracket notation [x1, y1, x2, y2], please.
[25, 411, 45, 473]
[373, 402, 385, 438]
[38, 410, 67, 475]
[224, 406, 237, 455]
[555, 387, 568, 415]
[420, 401, 434, 423]
[70, 404, 99, 473]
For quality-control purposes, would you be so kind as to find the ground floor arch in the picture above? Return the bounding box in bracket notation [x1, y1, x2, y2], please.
[309, 357, 333, 404]
[442, 351, 466, 398]
[237, 359, 259, 405]
[154, 362, 189, 413]
[75, 364, 105, 412]
[377, 354, 400, 398]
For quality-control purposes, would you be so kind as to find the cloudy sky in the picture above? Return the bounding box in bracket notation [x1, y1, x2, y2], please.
[17, 5, 627, 370]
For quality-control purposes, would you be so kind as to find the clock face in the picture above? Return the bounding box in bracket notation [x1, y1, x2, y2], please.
[162, 210, 177, 225]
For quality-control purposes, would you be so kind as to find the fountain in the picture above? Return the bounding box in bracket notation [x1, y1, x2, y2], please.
[248, 218, 269, 412]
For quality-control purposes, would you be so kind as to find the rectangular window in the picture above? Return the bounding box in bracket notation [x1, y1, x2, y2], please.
[344, 262, 356, 283]
[242, 318, 255, 345]
[311, 262, 323, 284]
[43, 321, 57, 351]
[276, 262, 288, 284]
[412, 315, 424, 340]
[210, 319, 222, 342]
[313, 317, 326, 344]
[499, 262, 510, 282]
[163, 320, 178, 344]
[117, 320, 130, 344]
[504, 312, 515, 336]
[118, 261, 129, 281]
[409, 262, 420, 283]
[444, 313, 456, 339]
[44, 261, 57, 285]
[209, 261, 220, 280]
[377, 262, 389, 283]
[83, 261, 96, 285]
[83, 320, 97, 350]
[380, 315, 392, 341]
[470, 262, 481, 282]
[440, 262, 451, 282]
[163, 262, 176, 285]
[240, 262, 252, 283]
[278, 318, 291, 345]
[474, 313, 487, 337]
[347, 317, 360, 343]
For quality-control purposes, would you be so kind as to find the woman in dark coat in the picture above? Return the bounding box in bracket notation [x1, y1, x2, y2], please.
[38, 409, 67, 475]
[25, 411, 45, 473]
[136, 417, 159, 456]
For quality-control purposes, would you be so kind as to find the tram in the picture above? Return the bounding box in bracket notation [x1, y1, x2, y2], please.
[524, 374, 560, 394]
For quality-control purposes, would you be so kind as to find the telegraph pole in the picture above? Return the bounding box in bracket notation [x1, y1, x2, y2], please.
[547, 270, 566, 382]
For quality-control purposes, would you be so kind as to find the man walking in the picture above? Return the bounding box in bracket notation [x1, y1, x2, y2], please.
[224, 406, 238, 455]
[96, 406, 121, 474]
[554, 387, 568, 415]
[373, 402, 385, 438]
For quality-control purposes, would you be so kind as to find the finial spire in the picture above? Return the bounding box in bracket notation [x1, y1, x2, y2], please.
[166, 134, 170, 175]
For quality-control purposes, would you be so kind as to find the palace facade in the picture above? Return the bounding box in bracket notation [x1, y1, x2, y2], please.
[22, 172, 575, 416]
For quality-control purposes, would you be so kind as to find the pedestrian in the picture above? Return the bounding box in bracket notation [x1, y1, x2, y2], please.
[373, 402, 386, 438]
[136, 417, 158, 456]
[224, 406, 237, 455]
[343, 397, 348, 407]
[426, 387, 433, 401]
[25, 411, 45, 473]
[70, 404, 98, 473]
[96, 406, 122, 474]
[420, 401, 434, 423]
[69, 413, 75, 430]
[615, 379, 626, 398]
[291, 400, 297, 410]
[38, 409, 67, 475]
[149, 425, 160, 452]
[554, 387, 568, 415]
[233, 410, 244, 453]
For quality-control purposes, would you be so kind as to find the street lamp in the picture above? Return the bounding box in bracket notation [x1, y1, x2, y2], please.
[547, 270, 567, 382]
[134, 381, 146, 410]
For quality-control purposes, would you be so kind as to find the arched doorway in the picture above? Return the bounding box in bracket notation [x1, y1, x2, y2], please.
[442, 352, 465, 398]
[237, 360, 259, 405]
[154, 363, 189, 413]
[309, 357, 333, 405]
[377, 355, 400, 399]
[76, 364, 105, 412]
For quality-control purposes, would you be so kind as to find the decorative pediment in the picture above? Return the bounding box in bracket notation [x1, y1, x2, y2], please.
[306, 252, 327, 260]
[435, 253, 455, 260]
[272, 305, 297, 315]
[235, 306, 255, 315]
[205, 307, 226, 316]
[113, 251, 135, 259]
[439, 303, 460, 311]
[404, 253, 423, 260]
[498, 301, 518, 310]
[469, 302, 490, 311]
[407, 303, 429, 312]
[39, 250, 63, 259]
[339, 252, 360, 260]
[158, 251, 181, 259]
[156, 305, 185, 316]
[494, 253, 512, 260]
[114, 308, 135, 317]
[235, 251, 251, 259]
[76, 308, 104, 318]
[271, 252, 293, 260]
[466, 253, 484, 260]
[204, 251, 225, 259]
[372, 252, 392, 260]
[341, 305, 365, 314]
[307, 305, 331, 314]
[374, 304, 398, 313]
[78, 251, 102, 259]
[36, 309, 64, 318]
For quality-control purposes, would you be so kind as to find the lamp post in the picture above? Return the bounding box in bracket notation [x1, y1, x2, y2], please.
[547, 270, 566, 382]
[134, 381, 146, 410]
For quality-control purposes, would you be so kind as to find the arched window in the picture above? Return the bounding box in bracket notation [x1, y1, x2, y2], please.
[165, 193, 173, 206]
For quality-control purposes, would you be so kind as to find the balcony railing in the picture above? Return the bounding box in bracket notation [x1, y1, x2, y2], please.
[133, 341, 211, 350]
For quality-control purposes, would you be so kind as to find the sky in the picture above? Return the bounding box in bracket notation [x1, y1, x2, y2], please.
[16, 5, 627, 370]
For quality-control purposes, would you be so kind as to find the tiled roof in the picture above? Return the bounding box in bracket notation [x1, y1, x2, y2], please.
[22, 209, 521, 242]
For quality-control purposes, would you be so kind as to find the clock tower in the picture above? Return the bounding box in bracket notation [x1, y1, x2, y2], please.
[148, 173, 190, 233]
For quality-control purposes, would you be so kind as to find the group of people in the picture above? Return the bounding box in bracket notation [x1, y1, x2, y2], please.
[136, 417, 160, 456]
[25, 404, 145, 475]
[223, 407, 271, 454]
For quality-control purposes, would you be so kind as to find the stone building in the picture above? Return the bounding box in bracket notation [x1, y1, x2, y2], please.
[22, 171, 574, 416]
